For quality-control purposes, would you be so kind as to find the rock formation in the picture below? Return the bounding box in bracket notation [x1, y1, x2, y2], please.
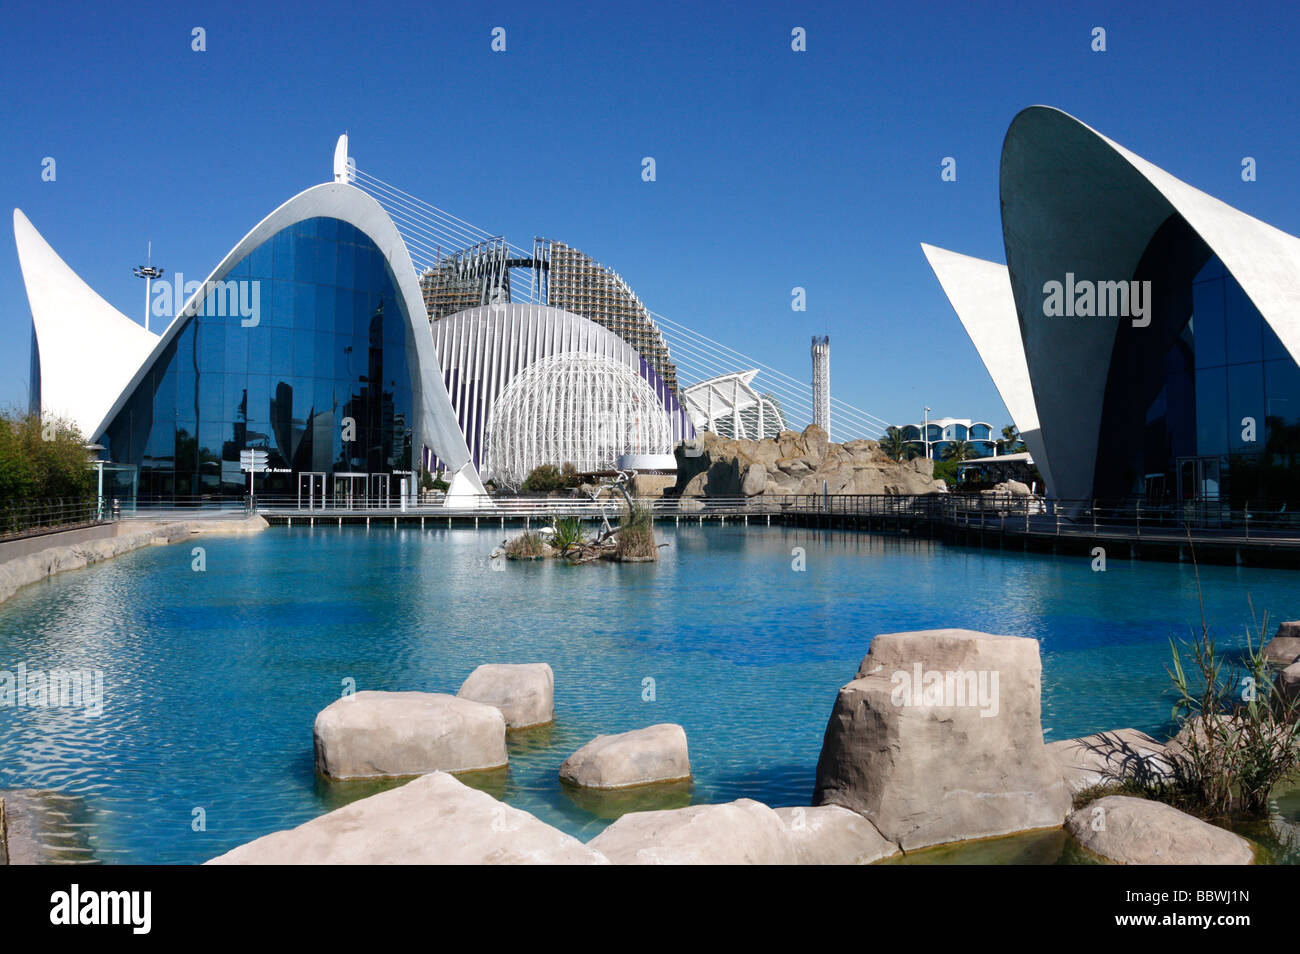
[560, 724, 691, 789]
[587, 798, 796, 864]
[313, 691, 507, 779]
[208, 772, 606, 865]
[673, 425, 947, 499]
[812, 628, 1071, 850]
[457, 663, 555, 729]
[1066, 795, 1255, 865]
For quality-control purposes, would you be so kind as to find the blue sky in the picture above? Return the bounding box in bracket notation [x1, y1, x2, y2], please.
[4, 0, 1300, 435]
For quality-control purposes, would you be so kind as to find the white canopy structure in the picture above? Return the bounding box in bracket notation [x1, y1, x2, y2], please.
[681, 370, 786, 440]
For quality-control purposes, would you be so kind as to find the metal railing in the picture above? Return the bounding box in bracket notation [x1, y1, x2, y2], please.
[124, 491, 1300, 542]
[0, 498, 109, 541]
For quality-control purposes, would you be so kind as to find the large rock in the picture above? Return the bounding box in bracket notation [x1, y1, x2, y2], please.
[1279, 662, 1300, 707]
[741, 462, 767, 496]
[457, 663, 554, 729]
[774, 805, 900, 864]
[560, 724, 690, 789]
[588, 799, 796, 864]
[813, 628, 1071, 850]
[314, 691, 507, 780]
[1047, 728, 1171, 793]
[1066, 795, 1255, 865]
[208, 772, 606, 864]
[1264, 621, 1300, 667]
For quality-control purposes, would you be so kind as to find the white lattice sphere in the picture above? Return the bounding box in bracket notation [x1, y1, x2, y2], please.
[486, 351, 672, 485]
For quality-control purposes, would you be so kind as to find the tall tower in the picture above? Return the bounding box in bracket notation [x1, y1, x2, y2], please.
[811, 335, 830, 437]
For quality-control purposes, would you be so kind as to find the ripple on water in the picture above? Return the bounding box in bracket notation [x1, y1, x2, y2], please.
[0, 525, 1296, 863]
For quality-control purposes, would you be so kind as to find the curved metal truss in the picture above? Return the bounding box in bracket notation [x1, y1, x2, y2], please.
[681, 370, 787, 440]
[485, 351, 672, 485]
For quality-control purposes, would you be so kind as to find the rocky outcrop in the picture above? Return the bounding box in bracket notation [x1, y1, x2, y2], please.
[559, 724, 690, 789]
[588, 798, 796, 864]
[774, 806, 900, 864]
[1279, 662, 1300, 706]
[1047, 728, 1171, 793]
[812, 628, 1071, 850]
[313, 691, 507, 779]
[457, 663, 555, 729]
[1066, 795, 1255, 865]
[207, 772, 607, 864]
[1264, 621, 1300, 667]
[0, 515, 269, 605]
[674, 426, 947, 500]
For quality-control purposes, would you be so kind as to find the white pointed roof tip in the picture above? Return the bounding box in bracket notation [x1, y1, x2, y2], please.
[15, 208, 159, 441]
[1003, 105, 1300, 366]
[919, 241, 1056, 495]
[333, 134, 350, 183]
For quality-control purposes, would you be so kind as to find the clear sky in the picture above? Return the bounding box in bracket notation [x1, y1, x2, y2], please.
[4, 0, 1300, 435]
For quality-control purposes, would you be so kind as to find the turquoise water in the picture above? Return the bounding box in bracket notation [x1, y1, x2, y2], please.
[0, 523, 1296, 864]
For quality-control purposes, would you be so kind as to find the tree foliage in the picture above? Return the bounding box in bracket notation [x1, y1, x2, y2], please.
[0, 410, 94, 501]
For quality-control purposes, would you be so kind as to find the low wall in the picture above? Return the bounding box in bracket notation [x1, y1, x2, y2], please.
[0, 522, 119, 563]
[0, 515, 269, 605]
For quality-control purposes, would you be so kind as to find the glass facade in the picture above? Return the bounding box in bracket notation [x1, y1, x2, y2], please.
[101, 218, 415, 502]
[1094, 214, 1300, 506]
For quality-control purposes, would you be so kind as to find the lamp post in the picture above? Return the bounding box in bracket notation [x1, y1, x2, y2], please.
[86, 443, 106, 519]
[923, 406, 932, 459]
[133, 242, 164, 333]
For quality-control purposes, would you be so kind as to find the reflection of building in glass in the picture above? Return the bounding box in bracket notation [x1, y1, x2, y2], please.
[924, 106, 1300, 506]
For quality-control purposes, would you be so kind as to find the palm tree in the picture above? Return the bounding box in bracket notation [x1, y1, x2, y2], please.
[879, 426, 912, 462]
[998, 424, 1027, 455]
[942, 439, 977, 462]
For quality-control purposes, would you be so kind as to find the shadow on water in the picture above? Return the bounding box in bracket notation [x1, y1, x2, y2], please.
[880, 827, 1085, 865]
[559, 778, 693, 819]
[312, 765, 510, 811]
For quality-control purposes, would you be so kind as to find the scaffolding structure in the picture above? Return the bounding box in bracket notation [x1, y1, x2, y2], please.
[536, 239, 679, 397]
[420, 237, 517, 320]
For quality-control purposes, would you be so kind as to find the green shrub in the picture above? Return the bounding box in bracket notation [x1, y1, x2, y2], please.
[615, 501, 657, 560]
[550, 516, 587, 555]
[0, 410, 94, 501]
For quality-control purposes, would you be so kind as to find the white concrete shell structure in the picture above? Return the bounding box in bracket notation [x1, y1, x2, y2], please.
[681, 370, 786, 440]
[15, 210, 160, 439]
[429, 303, 690, 484]
[488, 352, 672, 485]
[18, 182, 485, 504]
[923, 105, 1300, 501]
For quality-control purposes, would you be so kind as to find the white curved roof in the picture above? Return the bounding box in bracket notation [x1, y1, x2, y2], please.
[14, 209, 159, 439]
[81, 182, 484, 498]
[925, 105, 1300, 500]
